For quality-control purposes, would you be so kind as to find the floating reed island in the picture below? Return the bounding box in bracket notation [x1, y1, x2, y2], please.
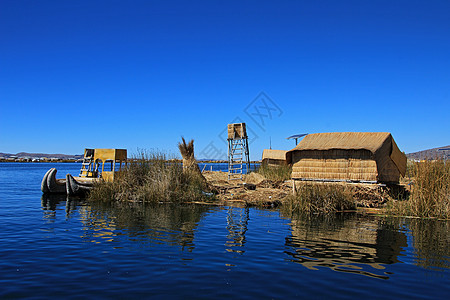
[87, 134, 449, 219]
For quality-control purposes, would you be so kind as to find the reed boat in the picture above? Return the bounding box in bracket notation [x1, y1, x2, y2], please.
[41, 168, 66, 194]
[41, 148, 127, 196]
[66, 174, 97, 196]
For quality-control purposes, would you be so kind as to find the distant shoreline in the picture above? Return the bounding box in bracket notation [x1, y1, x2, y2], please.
[0, 160, 261, 164]
[0, 160, 82, 163]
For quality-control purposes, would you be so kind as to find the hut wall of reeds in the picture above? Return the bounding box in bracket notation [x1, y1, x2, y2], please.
[286, 132, 407, 183]
[262, 149, 287, 166]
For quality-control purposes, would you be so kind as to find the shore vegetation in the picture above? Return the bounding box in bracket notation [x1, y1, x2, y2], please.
[88, 150, 211, 203]
[283, 182, 356, 214]
[387, 160, 449, 219]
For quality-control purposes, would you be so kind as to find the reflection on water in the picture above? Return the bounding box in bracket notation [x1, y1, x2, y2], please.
[41, 194, 84, 220]
[225, 207, 249, 253]
[283, 213, 407, 279]
[75, 201, 215, 251]
[39, 197, 449, 279]
[405, 218, 450, 270]
[41, 194, 66, 211]
[41, 194, 68, 221]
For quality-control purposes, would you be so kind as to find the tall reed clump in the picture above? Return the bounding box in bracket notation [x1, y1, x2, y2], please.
[88, 150, 210, 203]
[283, 182, 356, 214]
[257, 163, 292, 182]
[387, 160, 449, 219]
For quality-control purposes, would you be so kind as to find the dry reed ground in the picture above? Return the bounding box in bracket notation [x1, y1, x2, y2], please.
[202, 171, 291, 207]
[202, 171, 398, 209]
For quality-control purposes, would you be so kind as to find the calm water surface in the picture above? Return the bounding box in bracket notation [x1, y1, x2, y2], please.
[0, 163, 448, 299]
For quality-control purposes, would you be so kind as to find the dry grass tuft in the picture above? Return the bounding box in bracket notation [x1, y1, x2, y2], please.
[283, 182, 356, 214]
[257, 163, 292, 182]
[88, 150, 211, 203]
[387, 160, 449, 219]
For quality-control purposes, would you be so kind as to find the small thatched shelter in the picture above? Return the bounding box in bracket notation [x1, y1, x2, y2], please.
[262, 149, 287, 166]
[286, 132, 407, 183]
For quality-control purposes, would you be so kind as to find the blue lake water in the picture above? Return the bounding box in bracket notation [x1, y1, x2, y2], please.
[0, 163, 448, 299]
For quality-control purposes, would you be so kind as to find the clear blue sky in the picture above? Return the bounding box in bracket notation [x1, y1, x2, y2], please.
[1, 0, 449, 160]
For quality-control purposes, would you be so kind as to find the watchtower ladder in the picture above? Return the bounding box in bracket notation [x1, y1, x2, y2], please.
[79, 149, 96, 177]
[227, 123, 250, 180]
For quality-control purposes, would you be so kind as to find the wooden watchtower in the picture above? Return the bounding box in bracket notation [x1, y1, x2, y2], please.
[227, 123, 250, 180]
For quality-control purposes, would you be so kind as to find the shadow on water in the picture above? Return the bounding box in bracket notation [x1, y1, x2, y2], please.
[281, 212, 408, 279]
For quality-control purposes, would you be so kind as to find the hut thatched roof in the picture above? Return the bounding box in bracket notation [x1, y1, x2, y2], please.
[287, 132, 406, 177]
[288, 132, 392, 152]
[262, 149, 287, 161]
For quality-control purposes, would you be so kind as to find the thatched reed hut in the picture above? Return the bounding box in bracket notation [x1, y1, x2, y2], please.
[286, 132, 407, 183]
[262, 149, 287, 166]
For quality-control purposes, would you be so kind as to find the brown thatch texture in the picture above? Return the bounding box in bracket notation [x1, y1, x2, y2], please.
[291, 149, 378, 181]
[390, 139, 407, 176]
[287, 132, 391, 153]
[262, 149, 288, 167]
[262, 149, 287, 161]
[287, 132, 407, 183]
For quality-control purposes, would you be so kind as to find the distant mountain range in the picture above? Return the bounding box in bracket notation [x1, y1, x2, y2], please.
[405, 145, 450, 160]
